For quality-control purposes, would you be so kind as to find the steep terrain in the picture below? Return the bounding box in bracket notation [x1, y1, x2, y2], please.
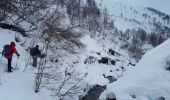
[96, 0, 170, 32]
[100, 38, 170, 100]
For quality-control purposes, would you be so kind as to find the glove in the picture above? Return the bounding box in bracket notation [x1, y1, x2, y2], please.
[17, 54, 20, 58]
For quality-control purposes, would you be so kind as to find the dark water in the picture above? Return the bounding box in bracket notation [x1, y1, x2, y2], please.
[80, 85, 106, 100]
[80, 75, 117, 100]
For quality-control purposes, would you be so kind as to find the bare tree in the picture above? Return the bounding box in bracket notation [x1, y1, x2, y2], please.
[41, 7, 85, 53]
[0, 0, 9, 21]
[31, 5, 87, 99]
[34, 39, 49, 93]
[40, 61, 87, 99]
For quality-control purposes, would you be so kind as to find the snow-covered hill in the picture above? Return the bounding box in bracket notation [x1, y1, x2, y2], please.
[97, 0, 170, 15]
[100, 38, 170, 100]
[96, 0, 170, 32]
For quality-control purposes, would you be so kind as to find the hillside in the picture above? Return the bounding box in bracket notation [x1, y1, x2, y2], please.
[100, 38, 170, 100]
[96, 0, 170, 32]
[0, 0, 170, 100]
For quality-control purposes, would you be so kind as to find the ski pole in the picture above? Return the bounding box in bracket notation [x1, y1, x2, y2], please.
[15, 57, 19, 69]
[0, 55, 3, 61]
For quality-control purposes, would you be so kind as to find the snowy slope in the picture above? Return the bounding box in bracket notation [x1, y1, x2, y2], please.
[0, 29, 56, 100]
[117, 0, 170, 15]
[100, 39, 170, 100]
[96, 0, 170, 32]
[97, 0, 170, 15]
[76, 34, 132, 86]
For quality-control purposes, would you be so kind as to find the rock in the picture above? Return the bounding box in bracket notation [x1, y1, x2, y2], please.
[80, 85, 106, 100]
[108, 49, 115, 56]
[158, 96, 165, 100]
[106, 92, 116, 100]
[98, 57, 116, 65]
[103, 74, 117, 83]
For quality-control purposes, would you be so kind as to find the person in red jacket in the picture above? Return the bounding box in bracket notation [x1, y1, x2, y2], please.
[4, 42, 20, 72]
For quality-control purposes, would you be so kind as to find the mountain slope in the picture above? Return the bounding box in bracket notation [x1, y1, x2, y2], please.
[96, 0, 170, 32]
[100, 39, 170, 100]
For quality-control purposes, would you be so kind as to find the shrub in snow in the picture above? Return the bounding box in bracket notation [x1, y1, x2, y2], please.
[148, 33, 164, 47]
[127, 62, 136, 66]
[84, 56, 98, 64]
[98, 57, 116, 65]
[108, 49, 115, 56]
[128, 44, 144, 62]
[108, 49, 122, 57]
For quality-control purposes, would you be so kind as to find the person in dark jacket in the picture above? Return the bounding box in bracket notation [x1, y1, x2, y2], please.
[4, 42, 20, 72]
[30, 45, 44, 67]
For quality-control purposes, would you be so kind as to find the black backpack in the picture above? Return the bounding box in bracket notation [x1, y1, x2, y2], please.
[30, 48, 36, 56]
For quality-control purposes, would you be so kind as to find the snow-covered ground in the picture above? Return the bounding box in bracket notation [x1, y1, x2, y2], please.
[0, 29, 56, 100]
[100, 38, 170, 100]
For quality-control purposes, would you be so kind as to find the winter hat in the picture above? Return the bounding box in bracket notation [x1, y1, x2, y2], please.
[10, 41, 16, 47]
[36, 45, 39, 48]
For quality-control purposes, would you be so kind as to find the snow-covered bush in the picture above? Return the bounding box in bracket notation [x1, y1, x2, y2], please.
[84, 56, 98, 64]
[128, 35, 144, 61]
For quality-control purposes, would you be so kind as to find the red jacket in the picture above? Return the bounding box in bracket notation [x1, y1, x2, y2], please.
[5, 42, 20, 59]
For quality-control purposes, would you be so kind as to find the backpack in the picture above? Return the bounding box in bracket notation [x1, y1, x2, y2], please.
[30, 48, 36, 56]
[2, 44, 10, 56]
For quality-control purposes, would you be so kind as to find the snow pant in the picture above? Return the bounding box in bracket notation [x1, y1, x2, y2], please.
[32, 56, 37, 67]
[7, 58, 12, 71]
[32, 54, 45, 67]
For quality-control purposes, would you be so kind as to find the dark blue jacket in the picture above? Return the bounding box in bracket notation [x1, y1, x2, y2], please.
[30, 47, 41, 56]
